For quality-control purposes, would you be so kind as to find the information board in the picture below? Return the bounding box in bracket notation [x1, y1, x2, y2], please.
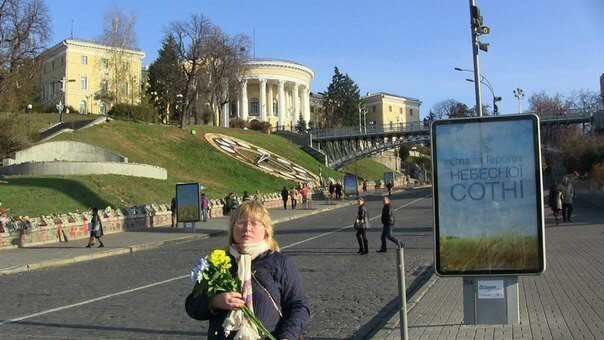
[431, 115, 545, 276]
[343, 174, 359, 196]
[176, 183, 201, 222]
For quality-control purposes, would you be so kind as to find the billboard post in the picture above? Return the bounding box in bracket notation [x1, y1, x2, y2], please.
[176, 183, 202, 233]
[431, 115, 545, 324]
[343, 174, 359, 197]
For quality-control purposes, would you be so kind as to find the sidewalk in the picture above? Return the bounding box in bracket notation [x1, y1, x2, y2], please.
[0, 200, 353, 276]
[372, 196, 604, 339]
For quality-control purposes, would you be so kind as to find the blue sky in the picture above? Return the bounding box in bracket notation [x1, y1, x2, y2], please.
[46, 0, 603, 117]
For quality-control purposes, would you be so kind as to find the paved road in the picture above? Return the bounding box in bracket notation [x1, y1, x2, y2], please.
[0, 188, 434, 339]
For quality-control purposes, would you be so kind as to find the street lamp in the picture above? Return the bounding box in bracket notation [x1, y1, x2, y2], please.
[455, 67, 501, 114]
[513, 88, 524, 114]
[27, 103, 32, 134]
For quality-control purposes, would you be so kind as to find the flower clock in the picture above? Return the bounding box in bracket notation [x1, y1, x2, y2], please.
[205, 133, 318, 183]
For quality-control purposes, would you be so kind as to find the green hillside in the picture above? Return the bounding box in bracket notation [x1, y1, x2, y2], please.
[0, 117, 398, 217]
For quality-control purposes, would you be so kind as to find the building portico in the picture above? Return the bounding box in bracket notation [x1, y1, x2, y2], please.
[236, 59, 314, 130]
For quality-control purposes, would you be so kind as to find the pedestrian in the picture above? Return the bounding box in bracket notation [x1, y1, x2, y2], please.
[377, 196, 403, 252]
[281, 186, 289, 210]
[354, 197, 370, 255]
[242, 191, 251, 202]
[328, 182, 335, 199]
[224, 193, 232, 216]
[548, 181, 563, 225]
[253, 189, 264, 205]
[558, 176, 576, 222]
[300, 184, 308, 206]
[185, 200, 310, 339]
[290, 186, 299, 209]
[386, 181, 393, 197]
[86, 207, 104, 248]
[362, 180, 367, 192]
[201, 193, 210, 222]
[335, 182, 342, 200]
[170, 196, 177, 228]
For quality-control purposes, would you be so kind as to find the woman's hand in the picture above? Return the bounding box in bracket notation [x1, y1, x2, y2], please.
[211, 292, 245, 311]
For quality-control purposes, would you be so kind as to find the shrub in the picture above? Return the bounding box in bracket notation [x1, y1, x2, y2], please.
[108, 103, 154, 122]
[230, 118, 248, 129]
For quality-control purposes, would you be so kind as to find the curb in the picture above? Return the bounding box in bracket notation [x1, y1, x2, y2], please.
[0, 234, 208, 275]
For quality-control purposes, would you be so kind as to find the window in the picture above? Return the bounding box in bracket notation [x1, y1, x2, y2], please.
[389, 105, 392, 112]
[81, 56, 88, 65]
[120, 82, 129, 96]
[101, 59, 109, 69]
[99, 102, 107, 115]
[80, 75, 88, 90]
[372, 105, 376, 113]
[249, 98, 259, 115]
[399, 107, 403, 114]
[409, 108, 414, 116]
[100, 80, 108, 93]
[61, 57, 64, 65]
[273, 99, 278, 114]
[51, 61, 55, 70]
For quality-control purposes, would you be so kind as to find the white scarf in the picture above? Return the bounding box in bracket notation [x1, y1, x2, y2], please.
[222, 240, 269, 340]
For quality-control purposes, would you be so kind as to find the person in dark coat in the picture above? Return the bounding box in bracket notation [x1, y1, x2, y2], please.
[185, 201, 309, 340]
[170, 196, 177, 228]
[354, 197, 370, 255]
[86, 207, 104, 248]
[377, 196, 403, 252]
[281, 186, 289, 209]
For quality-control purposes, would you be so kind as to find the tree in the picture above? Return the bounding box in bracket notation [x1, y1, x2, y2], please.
[165, 14, 250, 128]
[431, 99, 475, 119]
[146, 35, 186, 123]
[296, 113, 307, 133]
[0, 0, 51, 112]
[322, 67, 361, 128]
[568, 89, 603, 116]
[528, 91, 570, 116]
[99, 5, 138, 106]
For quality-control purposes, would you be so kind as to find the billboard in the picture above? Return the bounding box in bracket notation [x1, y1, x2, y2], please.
[343, 175, 359, 196]
[431, 115, 545, 276]
[384, 171, 394, 185]
[176, 183, 201, 222]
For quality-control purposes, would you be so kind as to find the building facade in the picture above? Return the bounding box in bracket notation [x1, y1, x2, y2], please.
[39, 39, 145, 114]
[361, 92, 422, 127]
[236, 59, 314, 130]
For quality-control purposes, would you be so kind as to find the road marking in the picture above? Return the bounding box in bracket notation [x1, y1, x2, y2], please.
[1, 194, 429, 325]
[0, 276, 187, 325]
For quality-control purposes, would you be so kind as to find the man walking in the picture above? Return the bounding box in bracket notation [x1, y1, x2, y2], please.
[559, 176, 576, 222]
[377, 196, 404, 252]
[200, 193, 210, 222]
[170, 196, 177, 228]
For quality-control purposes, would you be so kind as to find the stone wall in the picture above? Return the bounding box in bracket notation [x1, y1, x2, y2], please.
[3, 141, 127, 165]
[0, 161, 168, 180]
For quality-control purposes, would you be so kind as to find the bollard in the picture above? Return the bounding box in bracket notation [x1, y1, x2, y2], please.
[396, 245, 409, 340]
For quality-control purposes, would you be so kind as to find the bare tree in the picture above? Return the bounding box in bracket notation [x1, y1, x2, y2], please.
[99, 5, 138, 105]
[166, 14, 250, 128]
[0, 0, 51, 111]
[528, 91, 570, 116]
[568, 89, 603, 116]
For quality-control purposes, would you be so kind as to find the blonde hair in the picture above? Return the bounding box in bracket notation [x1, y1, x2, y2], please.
[228, 200, 280, 251]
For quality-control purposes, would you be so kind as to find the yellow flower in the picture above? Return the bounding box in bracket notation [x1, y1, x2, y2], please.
[209, 249, 232, 273]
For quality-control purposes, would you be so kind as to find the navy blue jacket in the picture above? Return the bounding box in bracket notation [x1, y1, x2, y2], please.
[185, 251, 309, 339]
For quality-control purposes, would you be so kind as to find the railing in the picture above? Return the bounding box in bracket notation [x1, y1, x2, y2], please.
[311, 110, 592, 140]
[312, 121, 427, 139]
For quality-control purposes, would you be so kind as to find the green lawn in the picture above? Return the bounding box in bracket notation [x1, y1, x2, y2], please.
[1, 118, 354, 216]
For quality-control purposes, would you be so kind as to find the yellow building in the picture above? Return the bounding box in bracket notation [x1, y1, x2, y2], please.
[361, 92, 421, 127]
[39, 39, 145, 114]
[234, 59, 314, 129]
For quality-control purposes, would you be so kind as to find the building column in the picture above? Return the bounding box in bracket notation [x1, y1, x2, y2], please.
[278, 80, 286, 129]
[268, 83, 274, 117]
[259, 78, 267, 122]
[240, 79, 248, 120]
[302, 85, 310, 127]
[292, 83, 300, 126]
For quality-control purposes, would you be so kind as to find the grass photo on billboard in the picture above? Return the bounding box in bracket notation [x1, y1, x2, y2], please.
[431, 114, 545, 276]
[176, 183, 201, 222]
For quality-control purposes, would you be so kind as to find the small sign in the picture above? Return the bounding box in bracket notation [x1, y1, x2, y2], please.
[477, 280, 504, 299]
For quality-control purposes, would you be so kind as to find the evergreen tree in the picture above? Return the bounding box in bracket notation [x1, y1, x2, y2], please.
[296, 113, 307, 133]
[323, 67, 361, 128]
[146, 36, 186, 124]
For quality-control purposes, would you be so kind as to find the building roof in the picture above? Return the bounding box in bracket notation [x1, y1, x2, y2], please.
[362, 92, 421, 104]
[44, 38, 145, 57]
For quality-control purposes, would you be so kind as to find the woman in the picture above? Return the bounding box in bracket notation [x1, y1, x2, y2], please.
[354, 197, 369, 255]
[549, 182, 563, 225]
[86, 208, 104, 248]
[289, 187, 299, 210]
[185, 200, 309, 339]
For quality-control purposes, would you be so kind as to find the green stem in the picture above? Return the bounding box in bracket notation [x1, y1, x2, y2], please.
[241, 305, 276, 340]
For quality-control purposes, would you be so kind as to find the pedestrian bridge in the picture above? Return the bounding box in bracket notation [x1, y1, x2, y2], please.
[308, 111, 593, 169]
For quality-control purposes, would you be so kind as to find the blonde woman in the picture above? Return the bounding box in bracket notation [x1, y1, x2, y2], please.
[185, 200, 309, 339]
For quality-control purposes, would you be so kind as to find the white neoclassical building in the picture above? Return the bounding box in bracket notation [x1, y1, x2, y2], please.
[235, 59, 314, 130]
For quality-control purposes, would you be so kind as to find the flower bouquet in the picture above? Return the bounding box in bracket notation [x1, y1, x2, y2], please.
[190, 249, 276, 340]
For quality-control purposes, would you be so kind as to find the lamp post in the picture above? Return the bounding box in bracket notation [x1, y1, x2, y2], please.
[455, 67, 501, 115]
[27, 103, 32, 134]
[513, 88, 524, 114]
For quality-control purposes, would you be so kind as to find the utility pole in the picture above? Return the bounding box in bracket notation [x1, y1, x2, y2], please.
[468, 0, 490, 117]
